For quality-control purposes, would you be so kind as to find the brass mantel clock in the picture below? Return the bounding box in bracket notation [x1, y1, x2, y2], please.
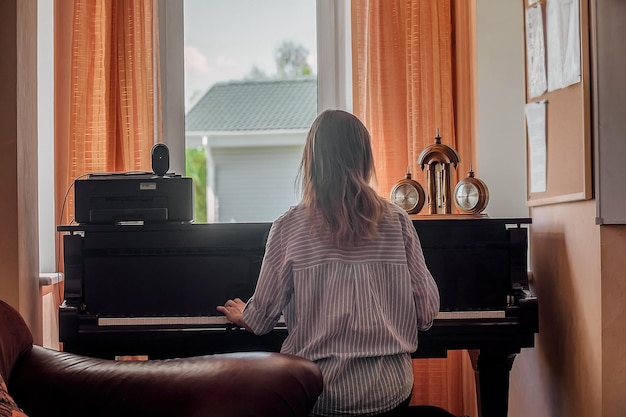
[454, 166, 489, 214]
[390, 167, 426, 214]
[417, 130, 461, 215]
[390, 129, 490, 218]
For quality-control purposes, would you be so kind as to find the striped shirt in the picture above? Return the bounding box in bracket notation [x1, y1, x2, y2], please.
[243, 202, 440, 416]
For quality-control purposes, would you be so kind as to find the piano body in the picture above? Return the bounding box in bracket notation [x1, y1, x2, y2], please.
[58, 217, 537, 417]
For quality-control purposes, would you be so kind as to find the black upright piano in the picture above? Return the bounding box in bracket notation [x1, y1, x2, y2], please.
[58, 217, 537, 417]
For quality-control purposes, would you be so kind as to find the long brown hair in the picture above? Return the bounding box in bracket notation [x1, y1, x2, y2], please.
[297, 110, 388, 245]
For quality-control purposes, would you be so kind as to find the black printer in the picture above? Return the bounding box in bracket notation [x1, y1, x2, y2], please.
[73, 172, 194, 224]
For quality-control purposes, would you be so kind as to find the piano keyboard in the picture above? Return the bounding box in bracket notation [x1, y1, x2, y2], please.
[98, 316, 232, 326]
[98, 310, 506, 327]
[436, 310, 506, 319]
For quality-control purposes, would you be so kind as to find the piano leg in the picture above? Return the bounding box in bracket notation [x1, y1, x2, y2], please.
[473, 350, 518, 417]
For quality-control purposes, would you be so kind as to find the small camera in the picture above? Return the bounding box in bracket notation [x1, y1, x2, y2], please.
[151, 143, 169, 176]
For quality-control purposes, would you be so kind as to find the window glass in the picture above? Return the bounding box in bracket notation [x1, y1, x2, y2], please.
[183, 0, 317, 223]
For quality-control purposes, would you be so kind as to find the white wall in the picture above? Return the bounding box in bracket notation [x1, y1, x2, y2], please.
[38, 0, 55, 273]
[157, 0, 185, 175]
[476, 0, 529, 219]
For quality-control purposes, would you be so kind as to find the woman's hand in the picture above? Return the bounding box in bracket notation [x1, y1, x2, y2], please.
[216, 298, 249, 329]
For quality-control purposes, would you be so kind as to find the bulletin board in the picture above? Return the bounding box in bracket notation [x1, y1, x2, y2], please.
[523, 0, 592, 207]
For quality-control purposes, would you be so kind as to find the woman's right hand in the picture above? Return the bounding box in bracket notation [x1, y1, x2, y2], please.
[216, 298, 248, 329]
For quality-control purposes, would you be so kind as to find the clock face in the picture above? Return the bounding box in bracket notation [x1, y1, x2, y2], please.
[393, 184, 420, 210]
[390, 180, 425, 214]
[453, 172, 489, 214]
[454, 182, 480, 211]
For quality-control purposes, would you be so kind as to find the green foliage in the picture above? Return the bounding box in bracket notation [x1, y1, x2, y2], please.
[185, 148, 207, 223]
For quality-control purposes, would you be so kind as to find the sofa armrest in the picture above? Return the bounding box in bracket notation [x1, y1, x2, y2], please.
[9, 346, 322, 417]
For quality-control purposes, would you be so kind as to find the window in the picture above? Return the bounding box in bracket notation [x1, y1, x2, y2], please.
[183, 0, 316, 222]
[158, 0, 352, 222]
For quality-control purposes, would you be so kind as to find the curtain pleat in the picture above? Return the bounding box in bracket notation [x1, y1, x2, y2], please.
[352, 0, 410, 194]
[453, 0, 477, 173]
[352, 1, 478, 416]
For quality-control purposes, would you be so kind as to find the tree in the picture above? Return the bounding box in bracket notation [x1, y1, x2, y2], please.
[275, 40, 312, 78]
[244, 65, 271, 81]
[185, 148, 207, 222]
[244, 40, 313, 80]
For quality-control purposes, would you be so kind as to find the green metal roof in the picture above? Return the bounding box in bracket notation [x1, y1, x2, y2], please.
[185, 77, 317, 132]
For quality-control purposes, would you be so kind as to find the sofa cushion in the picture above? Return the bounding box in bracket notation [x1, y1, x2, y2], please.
[0, 301, 33, 382]
[0, 375, 28, 417]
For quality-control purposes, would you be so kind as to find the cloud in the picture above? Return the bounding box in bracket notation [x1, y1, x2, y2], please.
[216, 55, 238, 67]
[184, 45, 211, 76]
[307, 52, 317, 72]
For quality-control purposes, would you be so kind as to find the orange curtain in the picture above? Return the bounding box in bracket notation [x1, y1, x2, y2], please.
[55, 0, 157, 228]
[352, 1, 477, 416]
[452, 0, 477, 179]
[352, 0, 475, 200]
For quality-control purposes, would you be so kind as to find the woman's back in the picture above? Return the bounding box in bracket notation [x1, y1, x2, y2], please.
[219, 110, 440, 416]
[244, 202, 440, 415]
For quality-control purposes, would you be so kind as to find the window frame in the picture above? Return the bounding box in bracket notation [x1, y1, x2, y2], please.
[157, 0, 353, 174]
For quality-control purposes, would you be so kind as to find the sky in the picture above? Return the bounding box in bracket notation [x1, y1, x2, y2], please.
[183, 0, 317, 111]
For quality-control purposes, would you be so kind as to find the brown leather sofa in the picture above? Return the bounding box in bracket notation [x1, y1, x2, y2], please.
[0, 299, 323, 417]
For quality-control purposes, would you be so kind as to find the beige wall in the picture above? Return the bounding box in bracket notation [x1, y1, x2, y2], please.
[507, 0, 626, 415]
[509, 200, 603, 417]
[509, 203, 626, 417]
[0, 0, 41, 343]
[600, 225, 626, 417]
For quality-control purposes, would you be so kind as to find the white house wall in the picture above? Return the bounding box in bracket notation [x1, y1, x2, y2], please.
[186, 130, 307, 149]
[187, 130, 308, 222]
[212, 145, 304, 222]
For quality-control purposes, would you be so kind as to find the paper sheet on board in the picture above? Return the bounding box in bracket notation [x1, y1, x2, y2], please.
[525, 6, 548, 99]
[547, 0, 581, 91]
[525, 101, 547, 193]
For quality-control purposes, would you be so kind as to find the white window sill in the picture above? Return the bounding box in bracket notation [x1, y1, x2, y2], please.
[39, 272, 64, 287]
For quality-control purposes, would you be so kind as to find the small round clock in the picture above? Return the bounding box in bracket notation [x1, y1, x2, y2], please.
[454, 167, 489, 214]
[390, 168, 426, 214]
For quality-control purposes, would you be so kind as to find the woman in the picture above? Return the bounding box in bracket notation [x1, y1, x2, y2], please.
[218, 109, 440, 416]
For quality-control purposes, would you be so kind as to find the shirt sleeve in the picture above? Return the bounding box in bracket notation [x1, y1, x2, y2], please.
[400, 212, 440, 330]
[242, 219, 292, 335]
